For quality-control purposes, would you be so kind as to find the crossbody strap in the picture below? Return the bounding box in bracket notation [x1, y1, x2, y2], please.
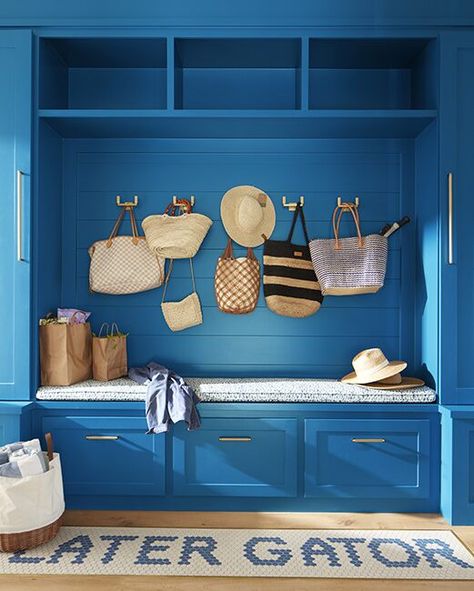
[162, 259, 196, 303]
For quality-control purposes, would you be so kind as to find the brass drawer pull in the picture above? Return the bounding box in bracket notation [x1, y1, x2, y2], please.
[85, 435, 120, 441]
[218, 437, 252, 442]
[352, 438, 386, 443]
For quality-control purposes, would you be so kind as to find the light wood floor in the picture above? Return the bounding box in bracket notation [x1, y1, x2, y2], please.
[1, 511, 473, 591]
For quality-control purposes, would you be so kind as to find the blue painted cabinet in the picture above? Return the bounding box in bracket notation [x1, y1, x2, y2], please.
[439, 32, 474, 405]
[173, 418, 297, 497]
[0, 30, 31, 400]
[304, 419, 433, 501]
[41, 415, 166, 497]
[440, 408, 474, 525]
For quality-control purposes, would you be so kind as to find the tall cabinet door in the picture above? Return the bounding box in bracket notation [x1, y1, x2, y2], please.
[0, 31, 31, 400]
[440, 32, 474, 404]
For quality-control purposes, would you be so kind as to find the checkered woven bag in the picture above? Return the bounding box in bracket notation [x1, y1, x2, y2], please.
[215, 239, 260, 314]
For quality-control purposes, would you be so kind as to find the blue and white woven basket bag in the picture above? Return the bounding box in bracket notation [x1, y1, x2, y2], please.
[309, 203, 388, 296]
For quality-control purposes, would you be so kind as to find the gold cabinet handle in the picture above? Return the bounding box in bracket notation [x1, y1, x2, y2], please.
[85, 435, 119, 441]
[218, 437, 252, 442]
[16, 170, 25, 262]
[448, 172, 454, 265]
[352, 438, 386, 443]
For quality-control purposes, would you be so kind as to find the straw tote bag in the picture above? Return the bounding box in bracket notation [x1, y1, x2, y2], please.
[215, 239, 260, 314]
[263, 204, 323, 318]
[142, 200, 212, 259]
[309, 204, 388, 295]
[161, 259, 203, 332]
[89, 206, 164, 294]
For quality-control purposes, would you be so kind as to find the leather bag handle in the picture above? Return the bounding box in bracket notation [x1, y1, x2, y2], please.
[45, 432, 54, 462]
[221, 238, 257, 261]
[332, 203, 363, 250]
[107, 206, 139, 247]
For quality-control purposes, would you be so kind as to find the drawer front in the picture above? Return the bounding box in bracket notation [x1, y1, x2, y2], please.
[42, 415, 165, 496]
[305, 418, 430, 499]
[173, 418, 297, 497]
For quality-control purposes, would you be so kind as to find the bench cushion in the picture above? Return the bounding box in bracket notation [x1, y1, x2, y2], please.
[36, 377, 436, 403]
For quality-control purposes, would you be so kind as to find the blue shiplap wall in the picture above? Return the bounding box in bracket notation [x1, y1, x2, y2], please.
[57, 137, 415, 378]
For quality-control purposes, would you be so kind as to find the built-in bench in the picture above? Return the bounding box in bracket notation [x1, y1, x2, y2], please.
[31, 379, 440, 514]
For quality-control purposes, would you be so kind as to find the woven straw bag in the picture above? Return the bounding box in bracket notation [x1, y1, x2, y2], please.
[161, 259, 203, 332]
[309, 204, 388, 296]
[142, 201, 212, 259]
[215, 239, 260, 314]
[89, 206, 164, 294]
[263, 204, 323, 318]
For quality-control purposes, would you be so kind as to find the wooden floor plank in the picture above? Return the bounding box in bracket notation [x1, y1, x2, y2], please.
[63, 510, 449, 530]
[1, 575, 473, 591]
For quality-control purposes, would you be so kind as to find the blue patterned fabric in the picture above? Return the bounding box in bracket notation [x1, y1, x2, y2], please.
[129, 363, 200, 434]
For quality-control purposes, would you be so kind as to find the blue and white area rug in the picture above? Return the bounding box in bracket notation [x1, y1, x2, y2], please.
[1, 527, 474, 579]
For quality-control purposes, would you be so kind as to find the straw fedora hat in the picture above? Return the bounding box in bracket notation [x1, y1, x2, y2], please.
[361, 376, 425, 390]
[221, 185, 276, 247]
[341, 348, 407, 385]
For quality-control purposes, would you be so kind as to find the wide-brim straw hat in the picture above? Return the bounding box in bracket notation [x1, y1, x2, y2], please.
[221, 185, 276, 247]
[341, 347, 407, 385]
[361, 377, 425, 390]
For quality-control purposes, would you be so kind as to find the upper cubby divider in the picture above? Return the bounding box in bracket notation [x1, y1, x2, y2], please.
[309, 37, 437, 110]
[174, 38, 302, 110]
[39, 37, 168, 110]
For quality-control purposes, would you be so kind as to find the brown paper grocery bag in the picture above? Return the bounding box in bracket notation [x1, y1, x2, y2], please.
[92, 324, 127, 381]
[40, 322, 92, 386]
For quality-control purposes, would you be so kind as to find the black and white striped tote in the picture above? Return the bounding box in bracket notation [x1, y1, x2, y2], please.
[263, 204, 323, 317]
[309, 204, 388, 296]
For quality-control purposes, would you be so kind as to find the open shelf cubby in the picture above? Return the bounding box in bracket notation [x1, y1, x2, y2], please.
[174, 38, 302, 110]
[39, 37, 168, 110]
[309, 38, 437, 110]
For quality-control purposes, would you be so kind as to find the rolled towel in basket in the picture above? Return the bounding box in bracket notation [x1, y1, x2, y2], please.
[0, 439, 48, 478]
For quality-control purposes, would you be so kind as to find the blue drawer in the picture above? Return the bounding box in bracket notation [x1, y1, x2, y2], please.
[304, 418, 431, 500]
[42, 415, 165, 496]
[173, 418, 297, 497]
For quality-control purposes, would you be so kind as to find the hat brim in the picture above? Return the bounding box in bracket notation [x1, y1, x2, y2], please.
[340, 361, 407, 384]
[360, 377, 426, 390]
[221, 185, 276, 247]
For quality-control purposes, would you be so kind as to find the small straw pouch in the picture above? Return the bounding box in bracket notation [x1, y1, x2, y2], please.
[309, 203, 388, 296]
[161, 259, 203, 332]
[214, 239, 260, 314]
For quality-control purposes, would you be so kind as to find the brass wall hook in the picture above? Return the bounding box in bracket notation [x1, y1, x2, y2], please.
[337, 195, 360, 209]
[173, 194, 195, 210]
[116, 195, 138, 208]
[282, 195, 304, 212]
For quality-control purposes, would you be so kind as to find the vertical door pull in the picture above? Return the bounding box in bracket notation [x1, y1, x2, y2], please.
[448, 172, 454, 265]
[17, 170, 25, 262]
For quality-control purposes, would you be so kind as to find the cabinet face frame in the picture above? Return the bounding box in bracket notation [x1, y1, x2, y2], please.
[439, 32, 474, 404]
[0, 30, 31, 400]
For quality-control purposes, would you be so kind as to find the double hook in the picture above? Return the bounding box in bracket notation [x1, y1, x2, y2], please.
[282, 195, 305, 212]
